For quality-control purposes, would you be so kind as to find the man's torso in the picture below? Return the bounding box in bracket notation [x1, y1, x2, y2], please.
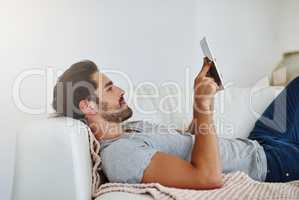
[100, 120, 267, 182]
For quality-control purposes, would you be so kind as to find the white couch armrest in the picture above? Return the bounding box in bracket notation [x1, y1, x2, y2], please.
[12, 117, 92, 200]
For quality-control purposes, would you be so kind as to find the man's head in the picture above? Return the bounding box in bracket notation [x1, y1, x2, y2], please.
[52, 60, 133, 124]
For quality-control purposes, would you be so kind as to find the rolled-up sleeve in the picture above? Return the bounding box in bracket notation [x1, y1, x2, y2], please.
[100, 139, 158, 183]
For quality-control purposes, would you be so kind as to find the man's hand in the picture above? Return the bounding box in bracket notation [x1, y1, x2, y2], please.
[193, 57, 219, 118]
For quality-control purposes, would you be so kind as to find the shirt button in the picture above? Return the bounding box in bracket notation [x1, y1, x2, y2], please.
[286, 173, 290, 177]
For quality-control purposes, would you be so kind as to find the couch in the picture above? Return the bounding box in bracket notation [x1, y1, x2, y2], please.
[12, 82, 284, 200]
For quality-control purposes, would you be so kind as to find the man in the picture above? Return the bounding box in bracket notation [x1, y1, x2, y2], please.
[52, 59, 299, 189]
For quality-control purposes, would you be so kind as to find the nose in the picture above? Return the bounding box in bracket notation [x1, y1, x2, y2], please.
[117, 86, 125, 96]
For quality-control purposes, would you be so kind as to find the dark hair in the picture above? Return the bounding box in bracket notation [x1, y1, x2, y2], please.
[52, 60, 99, 120]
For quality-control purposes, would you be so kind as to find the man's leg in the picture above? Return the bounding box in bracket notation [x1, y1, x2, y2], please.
[249, 76, 299, 182]
[249, 76, 299, 143]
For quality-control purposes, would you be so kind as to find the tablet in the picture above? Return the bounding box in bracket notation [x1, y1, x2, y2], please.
[200, 37, 224, 90]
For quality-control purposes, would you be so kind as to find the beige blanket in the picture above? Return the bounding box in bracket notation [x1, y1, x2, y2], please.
[88, 127, 299, 200]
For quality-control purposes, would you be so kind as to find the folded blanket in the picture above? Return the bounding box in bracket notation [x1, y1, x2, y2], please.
[88, 127, 299, 200]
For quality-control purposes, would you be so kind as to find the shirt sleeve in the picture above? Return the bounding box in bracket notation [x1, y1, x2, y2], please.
[100, 138, 158, 184]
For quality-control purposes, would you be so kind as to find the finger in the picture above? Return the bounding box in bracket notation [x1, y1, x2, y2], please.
[196, 80, 217, 91]
[204, 57, 214, 64]
[203, 57, 210, 64]
[196, 58, 214, 81]
[210, 80, 218, 88]
[203, 81, 218, 91]
[198, 63, 211, 78]
[202, 77, 217, 84]
[196, 57, 211, 77]
[195, 76, 210, 86]
[202, 78, 218, 88]
[202, 77, 214, 81]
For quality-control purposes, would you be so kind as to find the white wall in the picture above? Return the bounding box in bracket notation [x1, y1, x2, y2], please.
[194, 0, 282, 86]
[278, 0, 299, 52]
[0, 0, 298, 199]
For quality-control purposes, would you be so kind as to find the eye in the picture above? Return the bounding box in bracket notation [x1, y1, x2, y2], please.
[107, 87, 112, 91]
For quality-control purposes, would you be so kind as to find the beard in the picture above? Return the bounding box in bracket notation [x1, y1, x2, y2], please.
[100, 102, 133, 123]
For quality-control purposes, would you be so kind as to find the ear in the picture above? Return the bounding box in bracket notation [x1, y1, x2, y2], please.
[79, 99, 97, 115]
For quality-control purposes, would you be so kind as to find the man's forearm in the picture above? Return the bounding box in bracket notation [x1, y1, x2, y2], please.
[190, 113, 222, 183]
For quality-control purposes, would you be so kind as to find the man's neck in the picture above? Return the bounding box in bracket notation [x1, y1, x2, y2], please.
[87, 117, 124, 141]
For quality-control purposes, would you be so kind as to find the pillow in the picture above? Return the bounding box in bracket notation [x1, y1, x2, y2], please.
[213, 85, 284, 138]
[128, 84, 190, 129]
[128, 80, 284, 139]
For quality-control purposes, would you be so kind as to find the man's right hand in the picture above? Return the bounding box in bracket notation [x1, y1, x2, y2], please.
[193, 57, 219, 117]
